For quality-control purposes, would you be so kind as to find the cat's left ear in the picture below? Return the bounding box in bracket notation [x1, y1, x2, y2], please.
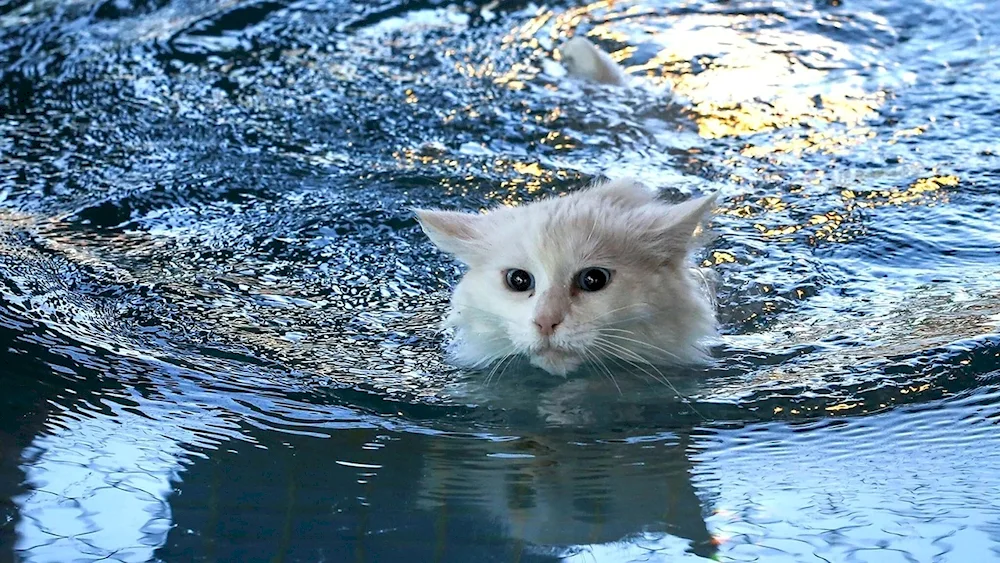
[413, 208, 488, 264]
[654, 193, 718, 261]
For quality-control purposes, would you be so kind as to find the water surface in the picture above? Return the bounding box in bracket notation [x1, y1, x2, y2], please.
[1, 0, 999, 561]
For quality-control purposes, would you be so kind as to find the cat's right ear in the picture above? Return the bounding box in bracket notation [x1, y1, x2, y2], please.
[413, 209, 487, 264]
[651, 192, 719, 263]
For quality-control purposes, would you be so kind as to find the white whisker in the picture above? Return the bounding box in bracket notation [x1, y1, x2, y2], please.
[596, 327, 638, 335]
[484, 350, 516, 386]
[453, 305, 508, 321]
[596, 332, 686, 363]
[591, 340, 706, 421]
[585, 215, 599, 247]
[584, 348, 622, 395]
[598, 313, 663, 329]
[483, 354, 505, 384]
[592, 340, 670, 388]
[584, 303, 650, 324]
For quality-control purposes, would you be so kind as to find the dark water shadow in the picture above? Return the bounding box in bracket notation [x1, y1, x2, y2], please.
[156, 423, 716, 562]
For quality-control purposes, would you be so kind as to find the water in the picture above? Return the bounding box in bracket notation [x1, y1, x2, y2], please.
[1, 0, 999, 560]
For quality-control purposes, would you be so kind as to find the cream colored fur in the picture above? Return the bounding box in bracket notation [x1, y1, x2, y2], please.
[415, 179, 717, 377]
[557, 36, 629, 86]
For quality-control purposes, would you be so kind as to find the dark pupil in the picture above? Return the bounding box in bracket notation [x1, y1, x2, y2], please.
[507, 269, 532, 291]
[580, 269, 608, 291]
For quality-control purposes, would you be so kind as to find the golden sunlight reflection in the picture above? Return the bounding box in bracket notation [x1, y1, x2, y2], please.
[488, 0, 887, 152]
[393, 1, 958, 260]
[710, 175, 960, 246]
[391, 146, 578, 207]
[742, 127, 877, 158]
[638, 18, 884, 143]
[843, 175, 959, 208]
[490, 159, 575, 205]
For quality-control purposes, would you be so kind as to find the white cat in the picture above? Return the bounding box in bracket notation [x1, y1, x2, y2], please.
[557, 36, 629, 86]
[415, 178, 717, 377]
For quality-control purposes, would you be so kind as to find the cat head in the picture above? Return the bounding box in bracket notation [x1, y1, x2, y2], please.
[415, 179, 717, 376]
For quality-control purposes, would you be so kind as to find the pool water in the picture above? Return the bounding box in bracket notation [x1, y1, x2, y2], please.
[1, 0, 999, 561]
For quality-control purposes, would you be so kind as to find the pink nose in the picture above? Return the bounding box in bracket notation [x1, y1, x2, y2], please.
[534, 314, 563, 337]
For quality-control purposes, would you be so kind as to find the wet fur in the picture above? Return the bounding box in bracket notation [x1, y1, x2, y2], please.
[415, 179, 717, 377]
[557, 36, 629, 86]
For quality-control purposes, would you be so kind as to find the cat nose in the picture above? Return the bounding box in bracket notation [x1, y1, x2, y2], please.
[534, 314, 563, 337]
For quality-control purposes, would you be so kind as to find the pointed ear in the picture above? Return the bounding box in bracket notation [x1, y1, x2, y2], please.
[654, 193, 718, 260]
[413, 208, 488, 264]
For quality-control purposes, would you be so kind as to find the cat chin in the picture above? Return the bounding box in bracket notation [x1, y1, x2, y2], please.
[448, 329, 584, 377]
[528, 350, 582, 377]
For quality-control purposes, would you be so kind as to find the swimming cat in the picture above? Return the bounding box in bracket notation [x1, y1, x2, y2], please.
[557, 36, 630, 86]
[414, 178, 718, 377]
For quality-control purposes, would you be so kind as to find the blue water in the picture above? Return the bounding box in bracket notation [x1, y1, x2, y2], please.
[1, 0, 999, 561]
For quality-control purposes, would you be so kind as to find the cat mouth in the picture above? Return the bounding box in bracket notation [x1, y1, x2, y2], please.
[529, 345, 583, 376]
[535, 347, 574, 361]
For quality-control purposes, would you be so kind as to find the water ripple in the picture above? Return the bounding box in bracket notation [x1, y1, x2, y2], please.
[2, 0, 1000, 560]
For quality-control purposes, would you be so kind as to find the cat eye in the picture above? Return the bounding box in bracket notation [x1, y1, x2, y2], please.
[504, 269, 535, 292]
[575, 267, 612, 292]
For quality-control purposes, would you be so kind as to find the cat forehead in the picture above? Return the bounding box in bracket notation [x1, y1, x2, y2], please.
[488, 195, 659, 267]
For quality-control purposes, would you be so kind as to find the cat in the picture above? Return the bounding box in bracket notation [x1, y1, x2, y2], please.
[557, 36, 630, 86]
[414, 178, 718, 377]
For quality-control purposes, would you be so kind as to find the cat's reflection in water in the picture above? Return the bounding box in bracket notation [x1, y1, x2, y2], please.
[159, 403, 717, 561]
[417, 426, 716, 559]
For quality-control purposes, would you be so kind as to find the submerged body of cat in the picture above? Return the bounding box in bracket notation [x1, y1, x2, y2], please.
[415, 179, 717, 378]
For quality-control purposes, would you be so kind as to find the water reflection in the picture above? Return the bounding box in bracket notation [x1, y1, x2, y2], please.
[1, 306, 717, 562]
[1, 322, 719, 561]
[690, 392, 1000, 562]
[10, 321, 1000, 562]
[3, 0, 1000, 560]
[502, 0, 892, 146]
[159, 426, 716, 561]
[418, 430, 714, 556]
[15, 413, 178, 561]
[0, 309, 243, 562]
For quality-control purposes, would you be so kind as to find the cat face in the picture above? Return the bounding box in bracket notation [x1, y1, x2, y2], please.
[415, 179, 717, 377]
